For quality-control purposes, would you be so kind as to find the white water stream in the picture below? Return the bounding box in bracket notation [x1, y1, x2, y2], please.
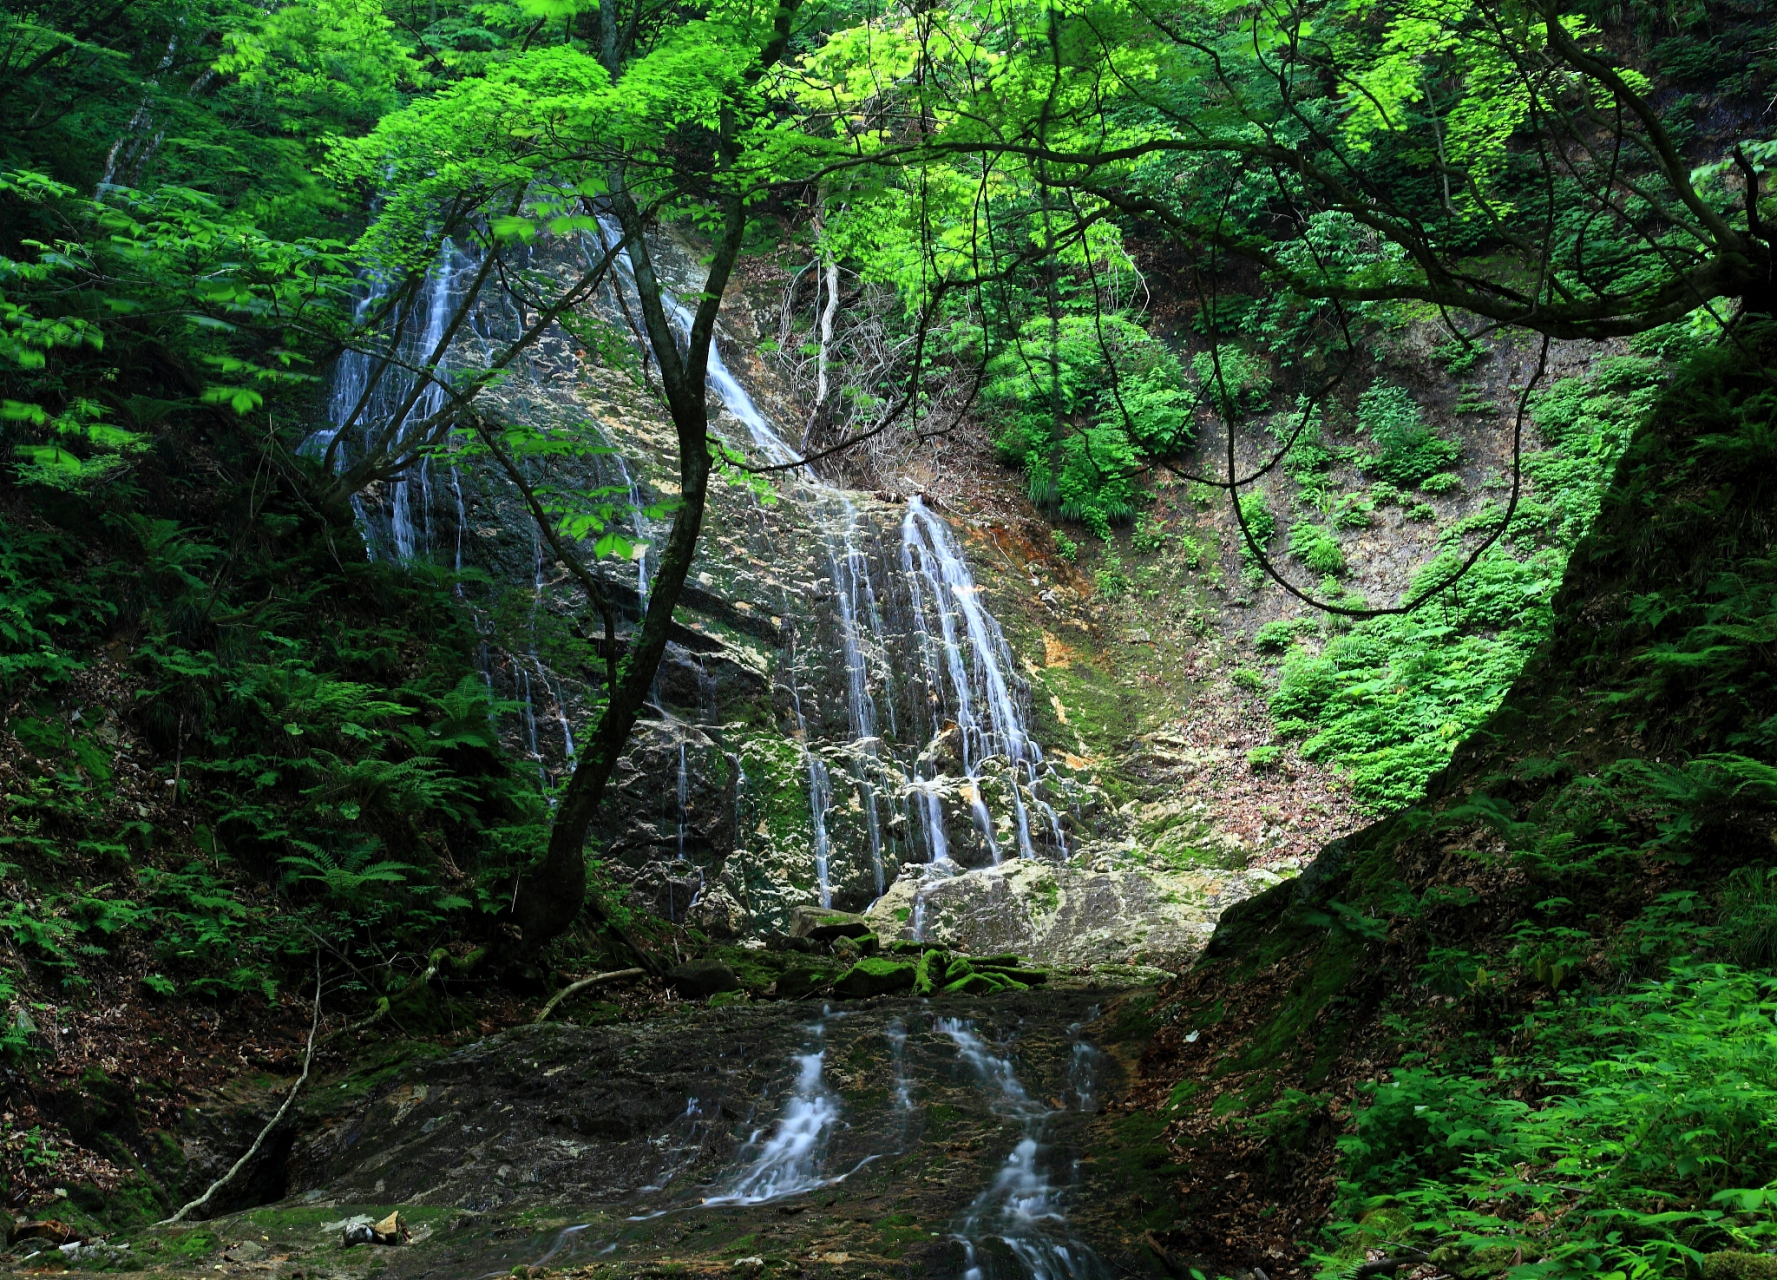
[325, 218, 1068, 906]
[938, 1018, 1105, 1280]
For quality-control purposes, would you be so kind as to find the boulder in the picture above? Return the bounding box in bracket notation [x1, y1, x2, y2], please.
[941, 971, 1011, 995]
[787, 905, 873, 942]
[832, 958, 917, 999]
[775, 965, 836, 1000]
[668, 960, 741, 997]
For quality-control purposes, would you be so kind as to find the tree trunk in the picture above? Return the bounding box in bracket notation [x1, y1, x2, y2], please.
[508, 182, 747, 959]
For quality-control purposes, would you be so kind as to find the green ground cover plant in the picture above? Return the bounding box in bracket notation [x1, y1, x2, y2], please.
[1269, 355, 1667, 810]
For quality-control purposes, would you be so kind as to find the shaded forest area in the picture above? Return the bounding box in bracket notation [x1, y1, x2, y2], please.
[4, 0, 1777, 1277]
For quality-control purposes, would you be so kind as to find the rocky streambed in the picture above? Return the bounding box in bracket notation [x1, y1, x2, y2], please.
[113, 986, 1182, 1280]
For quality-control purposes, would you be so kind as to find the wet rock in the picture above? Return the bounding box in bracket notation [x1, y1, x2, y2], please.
[687, 881, 750, 938]
[865, 858, 1280, 969]
[828, 932, 878, 961]
[668, 960, 741, 997]
[787, 905, 872, 941]
[832, 958, 915, 999]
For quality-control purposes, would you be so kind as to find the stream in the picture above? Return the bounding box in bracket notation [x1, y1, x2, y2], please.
[282, 988, 1157, 1280]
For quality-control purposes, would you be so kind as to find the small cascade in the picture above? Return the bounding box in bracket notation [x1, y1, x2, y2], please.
[318, 239, 478, 561]
[676, 739, 689, 863]
[887, 1017, 915, 1114]
[903, 500, 1067, 862]
[1066, 1019, 1106, 1114]
[703, 1015, 843, 1205]
[611, 448, 654, 611]
[592, 217, 902, 901]
[938, 1018, 1104, 1280]
[784, 655, 836, 908]
[639, 1096, 720, 1193]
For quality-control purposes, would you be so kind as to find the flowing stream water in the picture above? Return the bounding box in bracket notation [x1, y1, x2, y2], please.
[938, 1018, 1105, 1280]
[434, 999, 1117, 1280]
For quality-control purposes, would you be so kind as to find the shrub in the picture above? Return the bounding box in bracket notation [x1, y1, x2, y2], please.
[1332, 495, 1374, 528]
[1255, 617, 1319, 652]
[1357, 381, 1459, 486]
[1051, 529, 1078, 562]
[987, 314, 1195, 535]
[1718, 867, 1777, 968]
[1231, 666, 1266, 692]
[1419, 472, 1463, 495]
[1246, 745, 1282, 769]
[1238, 492, 1276, 588]
[1322, 965, 1777, 1280]
[1191, 346, 1273, 418]
[1132, 513, 1169, 554]
[1289, 522, 1347, 576]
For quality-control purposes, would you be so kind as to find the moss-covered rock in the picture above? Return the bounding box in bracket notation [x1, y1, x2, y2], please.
[832, 958, 917, 998]
[1704, 1254, 1777, 1280]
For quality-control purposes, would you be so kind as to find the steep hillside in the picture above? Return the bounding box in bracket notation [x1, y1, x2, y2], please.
[1129, 328, 1777, 1279]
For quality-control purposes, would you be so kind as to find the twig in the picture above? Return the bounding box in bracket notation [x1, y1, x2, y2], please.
[157, 957, 322, 1226]
[532, 968, 646, 1024]
[1353, 1250, 1433, 1278]
[316, 996, 388, 1049]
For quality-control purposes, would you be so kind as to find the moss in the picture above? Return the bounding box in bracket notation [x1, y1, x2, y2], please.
[833, 958, 916, 998]
[1705, 1256, 1777, 1280]
[775, 964, 837, 1000]
[1104, 989, 1161, 1043]
[913, 948, 951, 995]
[151, 1229, 219, 1259]
[1092, 1111, 1181, 1233]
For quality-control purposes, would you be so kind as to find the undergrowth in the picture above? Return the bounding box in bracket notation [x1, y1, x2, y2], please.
[1267, 353, 1667, 810]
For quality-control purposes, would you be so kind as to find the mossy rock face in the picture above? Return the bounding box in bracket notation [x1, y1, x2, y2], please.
[775, 965, 837, 1000]
[943, 971, 1019, 995]
[788, 905, 873, 941]
[668, 961, 741, 997]
[832, 958, 917, 999]
[1704, 1253, 1777, 1280]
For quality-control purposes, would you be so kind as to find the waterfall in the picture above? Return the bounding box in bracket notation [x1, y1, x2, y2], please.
[317, 239, 476, 562]
[703, 1014, 843, 1205]
[326, 213, 1072, 925]
[623, 238, 1060, 887]
[937, 1018, 1104, 1280]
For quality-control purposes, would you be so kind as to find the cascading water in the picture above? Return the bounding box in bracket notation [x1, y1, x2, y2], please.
[938, 1018, 1104, 1280]
[903, 499, 1068, 863]
[588, 219, 1062, 896]
[593, 214, 900, 904]
[702, 1013, 844, 1205]
[317, 239, 477, 562]
[329, 212, 1073, 923]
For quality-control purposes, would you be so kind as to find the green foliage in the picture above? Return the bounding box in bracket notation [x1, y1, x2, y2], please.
[988, 316, 1195, 537]
[1420, 472, 1463, 495]
[1239, 492, 1277, 589]
[1132, 512, 1170, 554]
[1051, 529, 1078, 562]
[1256, 617, 1319, 653]
[1290, 523, 1348, 577]
[1322, 964, 1777, 1280]
[1095, 547, 1131, 599]
[1191, 347, 1273, 420]
[1358, 382, 1460, 488]
[1717, 868, 1777, 969]
[1269, 358, 1660, 811]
